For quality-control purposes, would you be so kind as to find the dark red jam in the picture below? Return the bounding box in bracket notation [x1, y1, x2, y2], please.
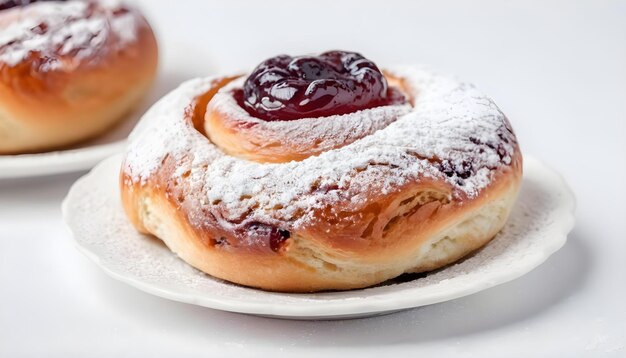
[0, 0, 65, 11]
[244, 222, 290, 253]
[238, 50, 406, 121]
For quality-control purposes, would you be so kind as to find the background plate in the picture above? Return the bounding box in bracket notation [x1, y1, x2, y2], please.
[62, 154, 575, 320]
[0, 42, 212, 179]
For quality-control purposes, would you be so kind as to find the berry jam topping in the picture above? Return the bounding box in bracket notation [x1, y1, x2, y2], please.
[239, 50, 406, 121]
[244, 222, 290, 253]
[0, 0, 65, 11]
[438, 160, 473, 180]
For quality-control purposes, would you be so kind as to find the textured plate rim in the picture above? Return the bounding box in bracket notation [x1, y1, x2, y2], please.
[0, 141, 127, 179]
[62, 154, 576, 319]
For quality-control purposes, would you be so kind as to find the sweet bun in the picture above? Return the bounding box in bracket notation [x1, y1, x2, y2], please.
[0, 0, 158, 154]
[121, 52, 522, 292]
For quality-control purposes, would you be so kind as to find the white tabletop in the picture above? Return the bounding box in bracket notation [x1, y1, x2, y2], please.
[1, 0, 625, 357]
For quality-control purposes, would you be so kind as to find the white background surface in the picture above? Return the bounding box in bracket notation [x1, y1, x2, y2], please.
[1, 0, 625, 357]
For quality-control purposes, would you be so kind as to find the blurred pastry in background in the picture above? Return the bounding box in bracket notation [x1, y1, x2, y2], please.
[0, 0, 158, 154]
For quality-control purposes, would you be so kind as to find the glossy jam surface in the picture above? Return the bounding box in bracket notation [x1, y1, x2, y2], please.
[0, 0, 64, 11]
[239, 50, 406, 121]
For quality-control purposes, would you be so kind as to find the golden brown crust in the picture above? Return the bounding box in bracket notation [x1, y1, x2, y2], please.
[120, 71, 523, 292]
[121, 154, 521, 292]
[0, 2, 158, 154]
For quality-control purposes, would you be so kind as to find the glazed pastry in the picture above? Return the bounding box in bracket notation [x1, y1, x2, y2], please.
[121, 51, 522, 292]
[0, 0, 158, 154]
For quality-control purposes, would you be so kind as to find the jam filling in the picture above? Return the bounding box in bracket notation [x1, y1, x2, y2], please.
[243, 222, 290, 253]
[238, 50, 406, 121]
[0, 0, 65, 11]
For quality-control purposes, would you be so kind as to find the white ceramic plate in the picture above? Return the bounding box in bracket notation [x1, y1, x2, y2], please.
[0, 42, 213, 179]
[0, 120, 132, 179]
[62, 154, 575, 320]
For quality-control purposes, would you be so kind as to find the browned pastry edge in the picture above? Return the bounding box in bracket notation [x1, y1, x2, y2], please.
[122, 162, 521, 292]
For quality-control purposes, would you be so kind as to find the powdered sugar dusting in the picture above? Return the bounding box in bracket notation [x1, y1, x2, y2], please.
[125, 67, 518, 229]
[0, 0, 142, 69]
